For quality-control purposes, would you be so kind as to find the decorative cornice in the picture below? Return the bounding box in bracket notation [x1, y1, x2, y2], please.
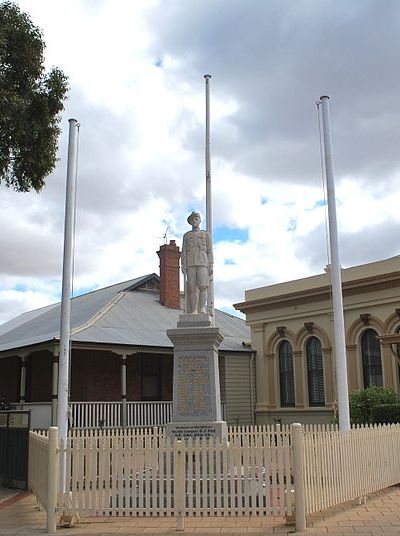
[235, 273, 400, 314]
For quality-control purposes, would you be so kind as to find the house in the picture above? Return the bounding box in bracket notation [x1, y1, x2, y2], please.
[0, 241, 255, 428]
[234, 256, 400, 425]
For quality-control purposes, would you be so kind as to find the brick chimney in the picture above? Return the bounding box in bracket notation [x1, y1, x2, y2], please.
[157, 240, 181, 309]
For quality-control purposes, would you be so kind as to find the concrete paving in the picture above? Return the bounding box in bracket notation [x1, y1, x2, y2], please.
[0, 485, 399, 535]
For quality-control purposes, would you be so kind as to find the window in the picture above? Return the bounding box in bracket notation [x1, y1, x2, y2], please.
[278, 341, 295, 407]
[395, 325, 400, 360]
[361, 329, 383, 388]
[306, 337, 325, 406]
[142, 356, 161, 400]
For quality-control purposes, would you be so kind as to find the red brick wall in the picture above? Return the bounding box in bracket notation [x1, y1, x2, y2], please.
[0, 348, 173, 404]
[157, 240, 181, 309]
[0, 356, 20, 403]
[27, 350, 52, 402]
[161, 356, 173, 400]
[68, 349, 173, 402]
[70, 350, 120, 401]
[127, 354, 173, 401]
[126, 355, 142, 400]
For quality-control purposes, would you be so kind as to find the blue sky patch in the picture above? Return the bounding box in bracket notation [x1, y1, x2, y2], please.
[13, 283, 29, 292]
[219, 305, 244, 320]
[287, 218, 297, 232]
[224, 259, 236, 265]
[72, 285, 97, 298]
[214, 226, 248, 243]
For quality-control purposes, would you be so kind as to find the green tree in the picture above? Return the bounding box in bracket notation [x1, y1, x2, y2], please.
[349, 386, 400, 425]
[0, 1, 68, 192]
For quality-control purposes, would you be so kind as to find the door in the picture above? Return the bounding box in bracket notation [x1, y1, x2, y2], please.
[0, 411, 30, 489]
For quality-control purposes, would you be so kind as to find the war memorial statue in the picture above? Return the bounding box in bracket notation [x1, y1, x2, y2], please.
[166, 211, 227, 440]
[181, 211, 213, 315]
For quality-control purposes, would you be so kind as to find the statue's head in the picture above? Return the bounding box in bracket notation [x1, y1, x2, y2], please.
[187, 211, 201, 226]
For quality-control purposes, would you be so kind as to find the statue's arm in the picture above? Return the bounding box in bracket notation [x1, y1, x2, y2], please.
[181, 234, 187, 273]
[207, 232, 213, 276]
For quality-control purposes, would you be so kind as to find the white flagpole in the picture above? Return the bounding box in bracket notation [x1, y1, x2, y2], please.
[319, 96, 350, 431]
[204, 74, 215, 321]
[57, 118, 79, 464]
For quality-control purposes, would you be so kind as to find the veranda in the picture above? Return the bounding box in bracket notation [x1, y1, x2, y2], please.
[28, 423, 400, 533]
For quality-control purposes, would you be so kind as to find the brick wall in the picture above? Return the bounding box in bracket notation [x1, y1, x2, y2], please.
[70, 350, 173, 402]
[0, 356, 20, 403]
[161, 356, 173, 400]
[126, 355, 142, 400]
[26, 350, 52, 402]
[127, 353, 173, 401]
[157, 240, 181, 309]
[70, 349, 120, 401]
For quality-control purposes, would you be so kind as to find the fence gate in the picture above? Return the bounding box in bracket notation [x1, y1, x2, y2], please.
[0, 411, 30, 489]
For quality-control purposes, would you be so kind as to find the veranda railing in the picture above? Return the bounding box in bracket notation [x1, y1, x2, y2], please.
[69, 401, 227, 428]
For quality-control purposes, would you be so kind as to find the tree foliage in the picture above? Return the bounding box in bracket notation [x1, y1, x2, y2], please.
[349, 386, 400, 425]
[0, 1, 68, 192]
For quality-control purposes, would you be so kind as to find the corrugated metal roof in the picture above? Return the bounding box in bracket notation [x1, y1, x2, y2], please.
[0, 274, 251, 353]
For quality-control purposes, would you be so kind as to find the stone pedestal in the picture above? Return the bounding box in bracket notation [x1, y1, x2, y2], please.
[166, 315, 227, 440]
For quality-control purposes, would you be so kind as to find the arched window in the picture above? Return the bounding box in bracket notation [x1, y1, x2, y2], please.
[361, 329, 383, 388]
[306, 337, 325, 406]
[278, 341, 295, 407]
[395, 325, 400, 360]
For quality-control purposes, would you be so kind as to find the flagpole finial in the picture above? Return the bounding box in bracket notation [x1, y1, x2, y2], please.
[204, 74, 212, 79]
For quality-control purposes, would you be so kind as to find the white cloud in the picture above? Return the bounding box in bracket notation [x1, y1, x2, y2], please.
[1, 0, 399, 325]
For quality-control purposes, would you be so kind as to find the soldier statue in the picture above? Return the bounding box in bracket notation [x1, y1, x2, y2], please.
[181, 211, 213, 314]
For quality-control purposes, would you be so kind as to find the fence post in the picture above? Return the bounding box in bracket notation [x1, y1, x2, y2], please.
[47, 426, 59, 534]
[292, 423, 306, 532]
[175, 439, 185, 531]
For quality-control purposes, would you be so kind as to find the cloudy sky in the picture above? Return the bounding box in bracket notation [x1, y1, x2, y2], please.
[1, 0, 400, 324]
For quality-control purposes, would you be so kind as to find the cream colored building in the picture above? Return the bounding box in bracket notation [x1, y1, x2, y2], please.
[235, 256, 400, 425]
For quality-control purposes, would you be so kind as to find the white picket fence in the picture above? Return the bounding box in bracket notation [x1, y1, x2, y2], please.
[28, 431, 50, 508]
[58, 429, 294, 519]
[28, 423, 400, 534]
[28, 429, 58, 533]
[303, 423, 400, 514]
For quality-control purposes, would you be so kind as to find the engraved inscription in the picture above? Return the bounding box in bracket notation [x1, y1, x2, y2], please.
[171, 424, 217, 439]
[176, 355, 210, 416]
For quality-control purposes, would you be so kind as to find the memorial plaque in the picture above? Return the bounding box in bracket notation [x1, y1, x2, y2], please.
[168, 421, 227, 440]
[176, 355, 210, 416]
